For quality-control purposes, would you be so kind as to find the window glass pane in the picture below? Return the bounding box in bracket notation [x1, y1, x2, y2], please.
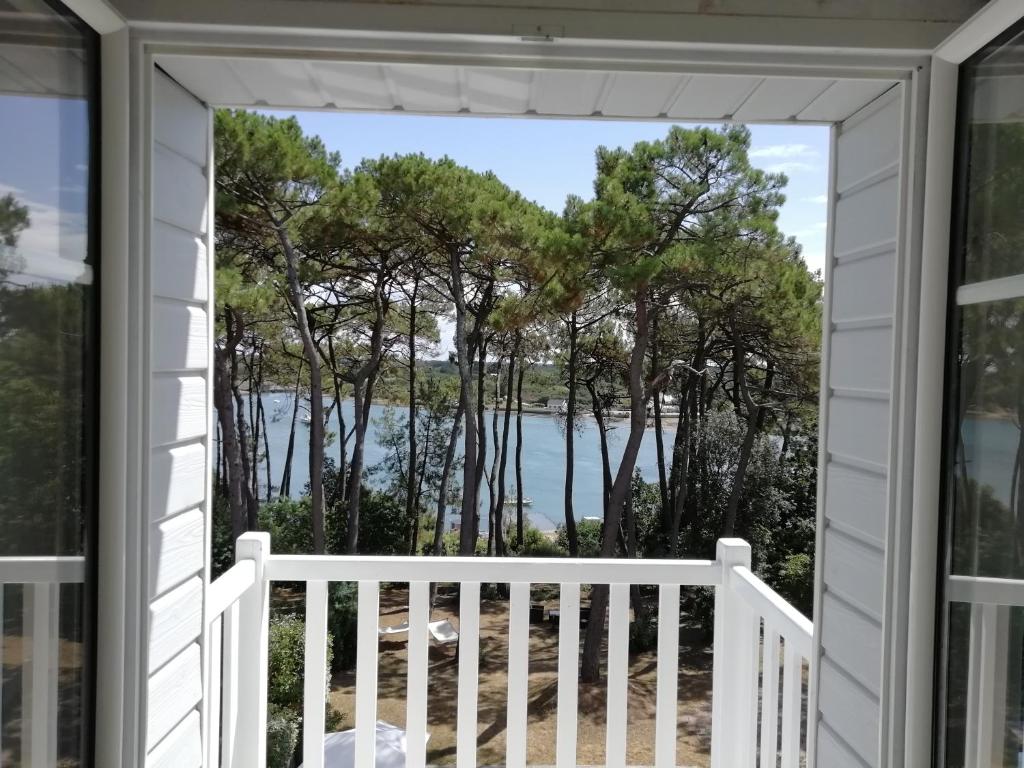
[0, 1, 97, 764]
[950, 299, 1024, 578]
[943, 602, 1024, 768]
[959, 27, 1024, 285]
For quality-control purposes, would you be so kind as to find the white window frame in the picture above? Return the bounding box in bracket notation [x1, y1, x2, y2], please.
[59, 1, 965, 764]
[904, 1, 1024, 766]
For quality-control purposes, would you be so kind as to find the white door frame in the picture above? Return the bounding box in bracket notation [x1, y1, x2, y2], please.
[904, 1, 1024, 766]
[60, 1, 950, 765]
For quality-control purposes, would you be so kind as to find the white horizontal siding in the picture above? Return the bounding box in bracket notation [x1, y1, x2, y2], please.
[820, 592, 882, 697]
[823, 529, 885, 623]
[147, 709, 202, 768]
[818, 657, 881, 764]
[150, 508, 205, 599]
[152, 301, 208, 373]
[146, 642, 203, 752]
[152, 221, 208, 303]
[149, 577, 204, 673]
[145, 70, 211, 767]
[824, 465, 886, 547]
[150, 442, 207, 522]
[814, 84, 905, 768]
[152, 375, 208, 446]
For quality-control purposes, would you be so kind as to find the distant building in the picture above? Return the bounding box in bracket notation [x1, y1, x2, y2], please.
[546, 398, 567, 412]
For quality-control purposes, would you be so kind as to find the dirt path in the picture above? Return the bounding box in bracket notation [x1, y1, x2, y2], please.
[327, 586, 713, 766]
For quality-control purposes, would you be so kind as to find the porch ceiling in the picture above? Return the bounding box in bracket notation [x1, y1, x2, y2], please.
[156, 55, 900, 124]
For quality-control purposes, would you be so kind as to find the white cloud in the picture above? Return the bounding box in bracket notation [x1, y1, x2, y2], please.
[762, 161, 817, 174]
[792, 221, 828, 238]
[0, 182, 91, 286]
[805, 194, 828, 204]
[750, 143, 818, 160]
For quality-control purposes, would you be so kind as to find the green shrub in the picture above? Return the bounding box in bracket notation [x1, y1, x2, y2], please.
[328, 582, 359, 672]
[266, 704, 299, 768]
[775, 553, 814, 617]
[517, 525, 564, 558]
[556, 518, 602, 557]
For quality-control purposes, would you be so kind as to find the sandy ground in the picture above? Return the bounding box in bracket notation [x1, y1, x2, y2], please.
[326, 586, 713, 767]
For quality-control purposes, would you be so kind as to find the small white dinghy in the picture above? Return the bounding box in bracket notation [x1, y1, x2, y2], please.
[299, 721, 428, 768]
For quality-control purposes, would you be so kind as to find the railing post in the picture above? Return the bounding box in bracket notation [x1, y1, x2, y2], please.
[232, 532, 270, 768]
[711, 538, 755, 768]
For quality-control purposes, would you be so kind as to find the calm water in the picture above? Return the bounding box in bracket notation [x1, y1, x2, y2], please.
[254, 393, 673, 531]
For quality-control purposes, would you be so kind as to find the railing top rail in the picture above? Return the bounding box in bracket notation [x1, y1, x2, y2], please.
[731, 565, 813, 658]
[0, 555, 86, 584]
[266, 554, 722, 586]
[207, 559, 257, 624]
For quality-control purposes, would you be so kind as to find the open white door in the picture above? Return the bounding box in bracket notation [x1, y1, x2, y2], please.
[141, 69, 214, 767]
[812, 82, 918, 768]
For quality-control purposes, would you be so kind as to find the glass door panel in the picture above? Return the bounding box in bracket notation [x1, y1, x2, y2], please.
[0, 1, 99, 765]
[939, 17, 1024, 768]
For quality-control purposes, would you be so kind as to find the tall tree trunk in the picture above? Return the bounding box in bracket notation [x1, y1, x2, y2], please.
[474, 339, 489, 548]
[258, 387, 272, 502]
[346, 378, 368, 553]
[585, 379, 613, 515]
[230, 357, 260, 532]
[451, 252, 478, 556]
[581, 290, 651, 683]
[406, 279, 419, 556]
[486, 358, 502, 556]
[277, 221, 325, 553]
[650, 310, 670, 523]
[214, 343, 247, 542]
[515, 361, 526, 548]
[435, 394, 467, 555]
[495, 342, 517, 557]
[280, 363, 302, 498]
[411, 411, 433, 556]
[722, 329, 774, 538]
[326, 335, 348, 506]
[563, 316, 580, 556]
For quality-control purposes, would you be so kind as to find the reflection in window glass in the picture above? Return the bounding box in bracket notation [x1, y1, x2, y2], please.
[0, 1, 97, 764]
[960, 26, 1024, 285]
[951, 299, 1024, 579]
[944, 603, 1024, 768]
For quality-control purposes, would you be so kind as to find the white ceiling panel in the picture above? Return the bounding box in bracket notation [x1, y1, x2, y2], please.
[465, 67, 532, 114]
[530, 70, 608, 116]
[797, 79, 896, 122]
[224, 58, 323, 106]
[667, 75, 762, 119]
[599, 71, 687, 118]
[732, 76, 834, 121]
[156, 54, 900, 125]
[308, 61, 394, 110]
[388, 64, 462, 112]
[159, 57, 254, 106]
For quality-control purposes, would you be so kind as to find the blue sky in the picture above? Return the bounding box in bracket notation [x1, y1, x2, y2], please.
[269, 111, 830, 275]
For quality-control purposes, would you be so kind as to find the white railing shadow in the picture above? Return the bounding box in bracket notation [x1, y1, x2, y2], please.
[206, 534, 813, 768]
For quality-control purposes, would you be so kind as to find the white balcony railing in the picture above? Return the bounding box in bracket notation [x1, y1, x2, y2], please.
[207, 536, 813, 768]
[0, 555, 86, 767]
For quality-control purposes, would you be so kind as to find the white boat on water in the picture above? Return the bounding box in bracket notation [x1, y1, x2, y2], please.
[506, 495, 533, 506]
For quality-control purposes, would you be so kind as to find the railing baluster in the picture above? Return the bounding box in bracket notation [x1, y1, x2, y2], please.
[23, 582, 57, 768]
[780, 642, 803, 768]
[205, 614, 223, 768]
[457, 581, 481, 768]
[303, 580, 329, 768]
[759, 626, 781, 768]
[221, 602, 240, 768]
[406, 581, 430, 768]
[235, 533, 270, 768]
[355, 580, 381, 767]
[605, 582, 629, 768]
[506, 582, 530, 768]
[655, 583, 681, 768]
[556, 582, 580, 768]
